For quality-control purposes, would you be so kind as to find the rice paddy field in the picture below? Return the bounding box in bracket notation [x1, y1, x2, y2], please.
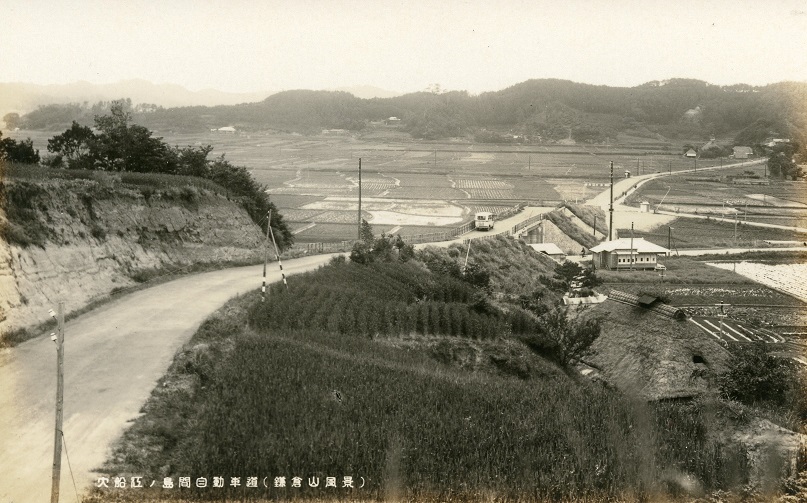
[10, 129, 730, 244]
[618, 217, 807, 249]
[624, 165, 807, 229]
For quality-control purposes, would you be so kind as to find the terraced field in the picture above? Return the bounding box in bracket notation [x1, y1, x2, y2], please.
[13, 129, 729, 243]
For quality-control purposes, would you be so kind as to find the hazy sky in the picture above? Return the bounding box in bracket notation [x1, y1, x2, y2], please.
[5, 0, 807, 94]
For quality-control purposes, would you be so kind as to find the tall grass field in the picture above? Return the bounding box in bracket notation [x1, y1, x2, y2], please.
[98, 257, 754, 502]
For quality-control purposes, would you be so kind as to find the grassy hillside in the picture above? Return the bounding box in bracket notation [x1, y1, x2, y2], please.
[94, 243, 777, 501]
[417, 235, 558, 295]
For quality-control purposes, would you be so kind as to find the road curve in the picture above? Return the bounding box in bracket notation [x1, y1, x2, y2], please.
[0, 254, 335, 503]
[586, 159, 765, 208]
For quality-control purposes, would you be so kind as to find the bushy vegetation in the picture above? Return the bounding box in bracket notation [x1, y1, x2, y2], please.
[0, 180, 52, 247]
[250, 260, 525, 340]
[519, 305, 602, 366]
[719, 342, 806, 414]
[0, 131, 40, 163]
[349, 219, 416, 265]
[540, 260, 602, 292]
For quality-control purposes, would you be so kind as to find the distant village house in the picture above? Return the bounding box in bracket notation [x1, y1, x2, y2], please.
[684, 149, 697, 158]
[732, 146, 753, 159]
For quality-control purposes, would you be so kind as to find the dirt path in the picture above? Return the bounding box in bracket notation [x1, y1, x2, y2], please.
[0, 254, 335, 503]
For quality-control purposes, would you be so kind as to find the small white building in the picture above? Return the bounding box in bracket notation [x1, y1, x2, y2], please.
[639, 201, 651, 213]
[590, 238, 670, 270]
[528, 243, 566, 262]
[217, 126, 236, 133]
[685, 149, 697, 158]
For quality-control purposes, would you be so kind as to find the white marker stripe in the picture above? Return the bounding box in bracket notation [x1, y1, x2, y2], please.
[737, 323, 779, 343]
[722, 322, 753, 342]
[702, 319, 738, 341]
[690, 319, 722, 341]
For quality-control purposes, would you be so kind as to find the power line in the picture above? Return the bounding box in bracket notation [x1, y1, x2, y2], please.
[62, 433, 81, 503]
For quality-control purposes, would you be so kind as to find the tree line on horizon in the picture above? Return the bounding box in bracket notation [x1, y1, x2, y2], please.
[8, 78, 807, 149]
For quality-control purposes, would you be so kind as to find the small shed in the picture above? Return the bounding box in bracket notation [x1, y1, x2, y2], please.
[639, 201, 651, 213]
[528, 243, 566, 262]
[685, 149, 697, 158]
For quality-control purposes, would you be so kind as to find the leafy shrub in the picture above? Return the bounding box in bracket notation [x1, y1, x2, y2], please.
[90, 223, 107, 240]
[519, 306, 602, 367]
[718, 342, 799, 407]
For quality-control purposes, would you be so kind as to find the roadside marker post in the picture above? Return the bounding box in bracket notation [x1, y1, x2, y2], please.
[715, 301, 730, 339]
[268, 210, 288, 291]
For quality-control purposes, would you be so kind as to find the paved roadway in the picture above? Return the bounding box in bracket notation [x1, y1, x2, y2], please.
[0, 255, 336, 503]
[587, 159, 765, 207]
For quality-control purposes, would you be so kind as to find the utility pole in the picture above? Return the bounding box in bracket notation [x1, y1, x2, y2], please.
[669, 161, 672, 176]
[608, 161, 614, 240]
[668, 226, 672, 251]
[357, 158, 362, 240]
[630, 222, 634, 271]
[637, 157, 640, 176]
[734, 212, 738, 246]
[50, 302, 65, 503]
[593, 215, 597, 237]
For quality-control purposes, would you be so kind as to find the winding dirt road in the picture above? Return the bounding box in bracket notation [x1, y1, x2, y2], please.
[0, 255, 335, 503]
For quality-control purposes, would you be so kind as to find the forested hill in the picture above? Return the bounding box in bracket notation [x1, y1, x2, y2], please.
[13, 79, 807, 145]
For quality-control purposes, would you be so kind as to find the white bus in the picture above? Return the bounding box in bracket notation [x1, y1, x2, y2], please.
[475, 211, 495, 231]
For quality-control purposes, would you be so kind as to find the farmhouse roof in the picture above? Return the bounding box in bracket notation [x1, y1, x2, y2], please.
[581, 297, 730, 400]
[528, 243, 565, 256]
[589, 238, 669, 254]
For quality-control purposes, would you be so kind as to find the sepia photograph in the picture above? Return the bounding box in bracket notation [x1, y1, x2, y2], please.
[1, 1, 806, 502]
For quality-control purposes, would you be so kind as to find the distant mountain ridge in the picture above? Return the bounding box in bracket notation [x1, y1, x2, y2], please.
[0, 80, 273, 114]
[9, 78, 807, 147]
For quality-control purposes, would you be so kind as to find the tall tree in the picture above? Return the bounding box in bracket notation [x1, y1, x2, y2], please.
[46, 121, 96, 169]
[92, 100, 177, 173]
[767, 141, 803, 180]
[0, 132, 40, 164]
